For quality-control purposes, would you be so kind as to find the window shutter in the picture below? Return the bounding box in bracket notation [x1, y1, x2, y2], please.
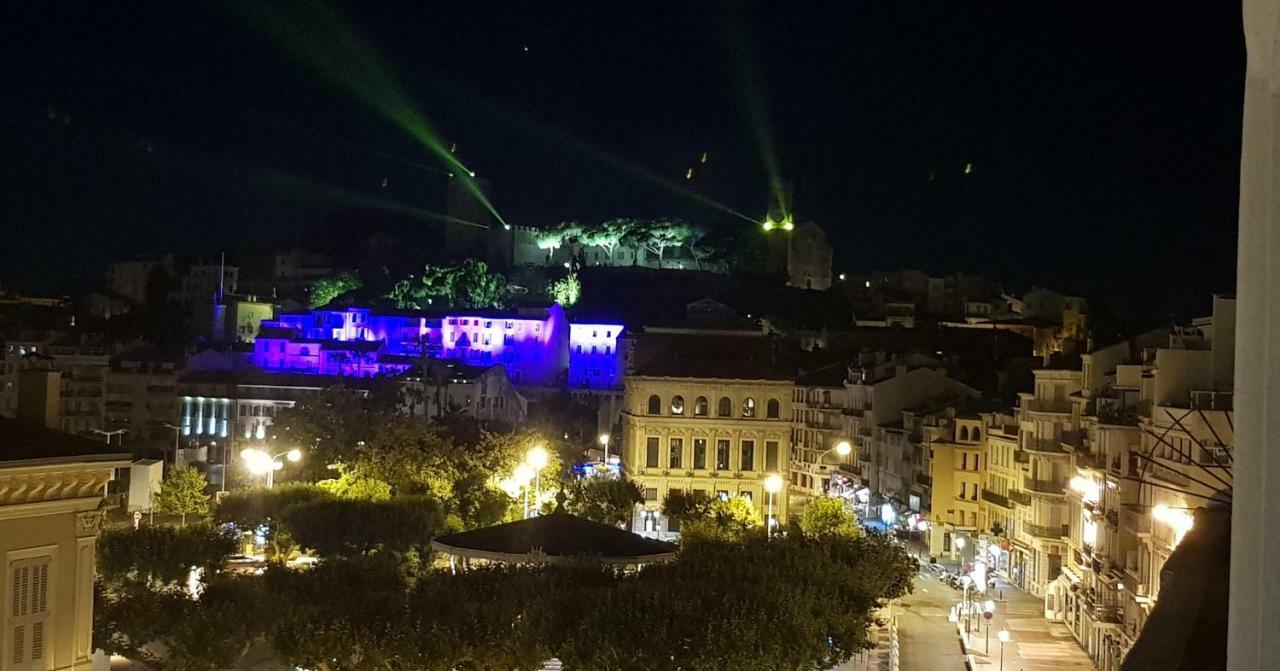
[7, 557, 51, 671]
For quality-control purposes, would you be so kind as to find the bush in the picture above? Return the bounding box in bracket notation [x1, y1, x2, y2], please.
[282, 496, 446, 557]
[214, 483, 333, 528]
[98, 525, 236, 588]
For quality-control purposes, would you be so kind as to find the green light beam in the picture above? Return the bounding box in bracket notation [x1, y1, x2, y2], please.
[236, 0, 507, 227]
[722, 3, 788, 218]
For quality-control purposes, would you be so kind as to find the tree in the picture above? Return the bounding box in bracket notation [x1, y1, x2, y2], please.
[579, 219, 633, 263]
[97, 526, 236, 589]
[661, 488, 714, 525]
[798, 496, 863, 539]
[453, 258, 509, 308]
[624, 218, 694, 266]
[384, 260, 509, 309]
[270, 382, 402, 480]
[309, 272, 362, 308]
[677, 496, 762, 544]
[154, 466, 211, 526]
[564, 477, 643, 526]
[316, 470, 393, 501]
[215, 483, 335, 528]
[281, 496, 446, 557]
[547, 272, 581, 306]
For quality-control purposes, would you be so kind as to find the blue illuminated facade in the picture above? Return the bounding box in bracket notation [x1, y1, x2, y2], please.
[249, 304, 621, 389]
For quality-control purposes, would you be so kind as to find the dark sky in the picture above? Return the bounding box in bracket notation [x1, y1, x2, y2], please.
[1, 1, 1244, 310]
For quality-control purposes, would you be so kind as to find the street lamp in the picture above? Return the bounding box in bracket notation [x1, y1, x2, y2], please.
[960, 575, 973, 636]
[598, 433, 611, 465]
[764, 473, 784, 538]
[983, 600, 996, 652]
[161, 422, 182, 467]
[526, 445, 548, 515]
[239, 447, 302, 489]
[91, 428, 128, 445]
[513, 463, 536, 518]
[997, 629, 1010, 671]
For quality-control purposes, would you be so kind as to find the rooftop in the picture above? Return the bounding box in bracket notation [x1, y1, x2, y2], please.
[431, 509, 677, 564]
[0, 418, 131, 466]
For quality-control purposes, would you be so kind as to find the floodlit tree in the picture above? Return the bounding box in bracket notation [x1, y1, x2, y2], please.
[548, 272, 581, 306]
[563, 476, 643, 526]
[579, 219, 634, 263]
[385, 259, 509, 309]
[97, 525, 236, 588]
[623, 218, 694, 266]
[798, 496, 863, 539]
[154, 466, 211, 526]
[308, 272, 362, 308]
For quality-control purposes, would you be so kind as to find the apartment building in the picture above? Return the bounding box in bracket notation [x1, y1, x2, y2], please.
[622, 328, 793, 538]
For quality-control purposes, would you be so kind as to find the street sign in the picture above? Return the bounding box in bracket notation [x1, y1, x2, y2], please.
[984, 611, 994, 621]
[132, 510, 143, 530]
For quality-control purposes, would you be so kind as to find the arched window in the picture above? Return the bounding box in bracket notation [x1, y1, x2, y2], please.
[717, 397, 732, 417]
[960, 426, 970, 442]
[741, 397, 756, 418]
[671, 396, 685, 415]
[694, 396, 709, 416]
[647, 394, 662, 415]
[766, 399, 780, 419]
[972, 427, 982, 441]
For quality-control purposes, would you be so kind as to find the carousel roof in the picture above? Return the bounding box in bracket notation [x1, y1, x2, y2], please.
[430, 509, 678, 565]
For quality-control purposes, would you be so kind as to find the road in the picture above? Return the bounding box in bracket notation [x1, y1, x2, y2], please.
[896, 569, 968, 671]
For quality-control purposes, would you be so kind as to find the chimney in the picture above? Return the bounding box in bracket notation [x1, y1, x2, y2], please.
[17, 368, 62, 430]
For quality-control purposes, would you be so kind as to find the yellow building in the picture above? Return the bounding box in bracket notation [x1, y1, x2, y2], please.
[927, 415, 985, 560]
[979, 416, 1022, 575]
[1, 418, 128, 671]
[621, 329, 793, 537]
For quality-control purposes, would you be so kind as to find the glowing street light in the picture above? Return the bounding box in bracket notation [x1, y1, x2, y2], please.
[513, 463, 536, 518]
[598, 433, 611, 465]
[764, 473, 784, 539]
[983, 600, 996, 652]
[997, 629, 1011, 671]
[239, 447, 303, 489]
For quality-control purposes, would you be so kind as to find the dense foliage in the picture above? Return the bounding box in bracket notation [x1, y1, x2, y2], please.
[386, 258, 509, 309]
[562, 476, 643, 526]
[798, 496, 863, 539]
[98, 526, 236, 588]
[96, 534, 915, 671]
[308, 272, 362, 308]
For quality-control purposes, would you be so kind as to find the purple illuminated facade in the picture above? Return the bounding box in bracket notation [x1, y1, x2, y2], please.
[569, 323, 625, 389]
[249, 304, 618, 389]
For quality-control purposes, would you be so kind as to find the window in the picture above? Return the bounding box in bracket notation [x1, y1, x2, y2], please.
[741, 397, 756, 418]
[765, 440, 779, 471]
[716, 490, 730, 501]
[766, 399, 780, 419]
[646, 438, 660, 468]
[647, 395, 662, 415]
[973, 427, 982, 441]
[962, 453, 968, 470]
[740, 491, 753, 503]
[715, 439, 731, 470]
[644, 488, 658, 502]
[669, 438, 683, 468]
[740, 440, 755, 471]
[693, 439, 707, 469]
[7, 556, 50, 670]
[694, 396, 708, 416]
[717, 397, 732, 417]
[670, 396, 685, 415]
[960, 426, 970, 441]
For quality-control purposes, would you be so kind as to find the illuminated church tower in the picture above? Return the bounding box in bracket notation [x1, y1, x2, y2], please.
[761, 181, 833, 290]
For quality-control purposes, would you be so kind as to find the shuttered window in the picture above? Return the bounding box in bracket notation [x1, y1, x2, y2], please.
[7, 557, 50, 671]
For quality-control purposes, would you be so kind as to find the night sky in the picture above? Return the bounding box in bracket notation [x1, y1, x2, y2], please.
[1, 2, 1244, 313]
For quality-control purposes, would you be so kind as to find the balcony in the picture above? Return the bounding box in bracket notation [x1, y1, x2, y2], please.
[1024, 438, 1070, 455]
[1147, 462, 1192, 487]
[1075, 450, 1106, 470]
[1022, 399, 1073, 414]
[1105, 509, 1119, 529]
[1007, 489, 1031, 506]
[858, 449, 873, 463]
[1026, 478, 1067, 495]
[1026, 522, 1069, 540]
[981, 489, 1012, 509]
[1122, 504, 1152, 535]
[916, 472, 932, 487]
[1014, 451, 1030, 464]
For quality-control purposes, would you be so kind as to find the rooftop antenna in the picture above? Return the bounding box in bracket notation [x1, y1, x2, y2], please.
[217, 252, 226, 303]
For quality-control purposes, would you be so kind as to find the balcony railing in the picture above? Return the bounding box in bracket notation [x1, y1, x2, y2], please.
[1022, 399, 1073, 414]
[1122, 504, 1152, 535]
[1024, 439, 1070, 455]
[1008, 489, 1031, 506]
[1026, 478, 1067, 495]
[1014, 451, 1030, 464]
[981, 489, 1012, 509]
[1026, 522, 1069, 539]
[1147, 462, 1192, 487]
[1105, 509, 1119, 529]
[916, 472, 932, 487]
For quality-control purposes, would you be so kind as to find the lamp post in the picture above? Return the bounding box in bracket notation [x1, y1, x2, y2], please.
[983, 600, 996, 653]
[91, 428, 128, 446]
[997, 629, 1010, 671]
[816, 440, 853, 494]
[514, 463, 535, 518]
[239, 447, 302, 489]
[161, 422, 182, 467]
[526, 445, 548, 515]
[598, 433, 611, 466]
[960, 575, 973, 637]
[764, 473, 784, 539]
[955, 534, 967, 573]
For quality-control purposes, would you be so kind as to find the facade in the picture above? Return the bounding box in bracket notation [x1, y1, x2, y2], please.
[1, 343, 113, 437]
[624, 374, 793, 537]
[789, 363, 852, 500]
[0, 418, 129, 671]
[103, 348, 181, 450]
[786, 222, 833, 290]
[106, 256, 173, 307]
[621, 328, 794, 538]
[403, 361, 527, 425]
[926, 414, 987, 559]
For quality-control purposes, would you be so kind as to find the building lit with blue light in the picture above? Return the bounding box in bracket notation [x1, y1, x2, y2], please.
[247, 303, 622, 391]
